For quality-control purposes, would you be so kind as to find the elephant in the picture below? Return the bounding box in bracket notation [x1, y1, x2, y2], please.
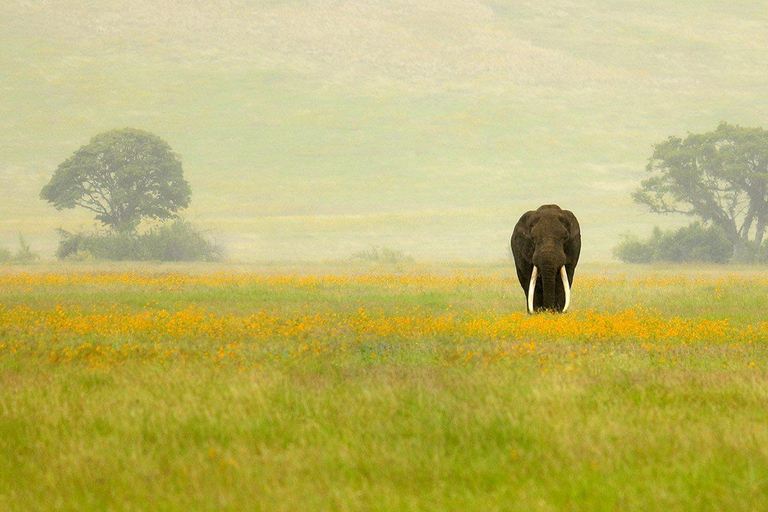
[510, 204, 581, 313]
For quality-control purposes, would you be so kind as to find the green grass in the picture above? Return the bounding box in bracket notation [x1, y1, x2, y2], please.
[1, 262, 768, 510]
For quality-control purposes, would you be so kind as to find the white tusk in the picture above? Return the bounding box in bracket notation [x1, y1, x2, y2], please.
[561, 266, 571, 312]
[527, 266, 538, 314]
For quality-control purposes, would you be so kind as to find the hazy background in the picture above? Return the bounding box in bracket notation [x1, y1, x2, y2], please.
[2, 0, 768, 262]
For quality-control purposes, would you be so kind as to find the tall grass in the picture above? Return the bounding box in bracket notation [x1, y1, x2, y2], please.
[1, 263, 767, 510]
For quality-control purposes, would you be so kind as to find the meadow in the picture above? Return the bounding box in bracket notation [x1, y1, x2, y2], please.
[1, 262, 767, 511]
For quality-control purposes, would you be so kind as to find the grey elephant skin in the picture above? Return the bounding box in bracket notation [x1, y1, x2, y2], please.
[510, 204, 581, 313]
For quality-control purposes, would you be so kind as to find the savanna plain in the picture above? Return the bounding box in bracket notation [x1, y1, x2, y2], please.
[1, 262, 767, 511]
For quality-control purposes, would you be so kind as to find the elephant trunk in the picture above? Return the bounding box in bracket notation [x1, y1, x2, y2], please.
[541, 266, 559, 311]
[533, 246, 567, 312]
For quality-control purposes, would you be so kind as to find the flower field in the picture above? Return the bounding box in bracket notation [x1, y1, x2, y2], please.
[1, 265, 768, 511]
[1, 300, 766, 370]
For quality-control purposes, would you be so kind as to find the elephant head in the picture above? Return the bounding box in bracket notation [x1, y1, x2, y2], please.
[511, 204, 581, 313]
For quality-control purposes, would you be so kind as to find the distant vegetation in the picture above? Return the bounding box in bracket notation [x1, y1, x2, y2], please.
[0, 234, 40, 264]
[40, 128, 191, 233]
[613, 223, 742, 264]
[351, 246, 414, 264]
[56, 220, 222, 262]
[40, 128, 221, 261]
[625, 122, 768, 264]
[6, 2, 768, 260]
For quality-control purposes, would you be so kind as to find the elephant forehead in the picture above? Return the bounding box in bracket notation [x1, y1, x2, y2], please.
[531, 216, 568, 236]
[536, 204, 563, 212]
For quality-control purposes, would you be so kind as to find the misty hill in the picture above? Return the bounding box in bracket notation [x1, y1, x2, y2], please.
[2, 1, 768, 261]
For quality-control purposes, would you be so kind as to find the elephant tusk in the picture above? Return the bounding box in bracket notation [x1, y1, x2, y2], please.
[527, 266, 538, 314]
[561, 266, 571, 312]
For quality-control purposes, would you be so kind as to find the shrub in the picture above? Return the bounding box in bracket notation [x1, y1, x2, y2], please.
[16, 234, 40, 263]
[612, 231, 656, 264]
[352, 246, 414, 264]
[614, 223, 733, 264]
[141, 220, 223, 262]
[56, 229, 135, 261]
[0, 235, 41, 264]
[56, 220, 222, 262]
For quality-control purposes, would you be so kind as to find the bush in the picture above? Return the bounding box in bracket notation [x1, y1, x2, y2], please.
[16, 234, 41, 263]
[0, 234, 41, 264]
[56, 220, 222, 262]
[141, 220, 223, 262]
[352, 246, 414, 264]
[614, 223, 733, 264]
[612, 231, 656, 264]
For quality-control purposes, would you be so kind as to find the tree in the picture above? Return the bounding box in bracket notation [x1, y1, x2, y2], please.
[41, 128, 191, 233]
[633, 122, 768, 260]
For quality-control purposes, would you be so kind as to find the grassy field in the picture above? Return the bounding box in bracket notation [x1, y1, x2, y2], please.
[1, 262, 767, 510]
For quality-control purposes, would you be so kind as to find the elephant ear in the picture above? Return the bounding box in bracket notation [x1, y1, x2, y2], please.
[560, 209, 581, 239]
[511, 211, 536, 278]
[514, 210, 536, 238]
[511, 210, 537, 259]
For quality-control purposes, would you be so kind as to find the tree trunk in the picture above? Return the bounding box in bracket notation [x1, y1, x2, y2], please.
[755, 217, 766, 247]
[716, 219, 743, 262]
[740, 207, 755, 238]
[732, 238, 750, 263]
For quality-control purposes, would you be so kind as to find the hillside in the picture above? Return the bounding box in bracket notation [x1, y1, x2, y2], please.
[2, 0, 768, 260]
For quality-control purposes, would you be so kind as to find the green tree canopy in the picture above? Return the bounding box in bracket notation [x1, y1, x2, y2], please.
[41, 128, 191, 233]
[633, 122, 768, 258]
